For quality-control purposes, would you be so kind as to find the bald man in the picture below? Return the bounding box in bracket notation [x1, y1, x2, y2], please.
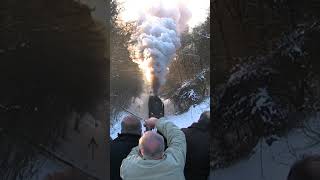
[120, 117, 186, 180]
[111, 115, 142, 180]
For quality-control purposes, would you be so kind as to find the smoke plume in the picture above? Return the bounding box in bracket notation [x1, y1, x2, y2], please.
[128, 1, 191, 95]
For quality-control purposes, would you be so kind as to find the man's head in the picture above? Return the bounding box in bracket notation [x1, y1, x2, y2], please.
[120, 115, 142, 135]
[287, 155, 320, 180]
[139, 131, 165, 160]
[199, 111, 210, 125]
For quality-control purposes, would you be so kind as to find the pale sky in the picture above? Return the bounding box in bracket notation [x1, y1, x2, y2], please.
[116, 0, 209, 29]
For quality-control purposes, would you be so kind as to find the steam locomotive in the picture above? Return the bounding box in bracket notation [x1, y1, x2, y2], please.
[148, 95, 164, 119]
[147, 95, 167, 147]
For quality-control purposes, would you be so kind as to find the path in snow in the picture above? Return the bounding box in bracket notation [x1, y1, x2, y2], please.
[209, 112, 320, 180]
[30, 112, 108, 180]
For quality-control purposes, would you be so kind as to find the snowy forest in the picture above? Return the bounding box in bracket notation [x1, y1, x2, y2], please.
[110, 0, 210, 124]
[211, 1, 320, 179]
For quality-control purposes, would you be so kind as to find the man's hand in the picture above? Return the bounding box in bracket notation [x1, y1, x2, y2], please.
[144, 117, 159, 129]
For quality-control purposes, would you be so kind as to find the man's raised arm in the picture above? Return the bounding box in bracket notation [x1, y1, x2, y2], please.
[155, 118, 186, 166]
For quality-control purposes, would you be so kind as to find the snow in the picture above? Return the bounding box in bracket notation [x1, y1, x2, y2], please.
[183, 89, 200, 101]
[110, 97, 210, 139]
[250, 88, 287, 123]
[209, 112, 320, 180]
[29, 112, 108, 179]
[279, 29, 305, 60]
[179, 68, 208, 89]
[110, 111, 128, 139]
[28, 156, 64, 180]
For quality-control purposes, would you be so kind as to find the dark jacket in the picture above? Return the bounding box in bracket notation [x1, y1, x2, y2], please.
[182, 122, 210, 180]
[110, 133, 141, 180]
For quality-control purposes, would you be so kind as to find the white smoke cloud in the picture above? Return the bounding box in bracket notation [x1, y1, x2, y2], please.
[128, 0, 191, 94]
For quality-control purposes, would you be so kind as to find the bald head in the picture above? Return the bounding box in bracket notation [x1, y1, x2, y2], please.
[199, 111, 210, 124]
[139, 131, 164, 160]
[121, 115, 142, 135]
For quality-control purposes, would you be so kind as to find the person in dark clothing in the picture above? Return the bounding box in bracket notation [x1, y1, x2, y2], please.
[181, 111, 210, 180]
[110, 115, 142, 180]
[287, 154, 320, 180]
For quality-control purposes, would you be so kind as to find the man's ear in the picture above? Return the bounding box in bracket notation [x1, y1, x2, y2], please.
[139, 148, 143, 157]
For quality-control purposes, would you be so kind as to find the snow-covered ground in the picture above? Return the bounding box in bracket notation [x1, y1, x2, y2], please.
[28, 156, 65, 180]
[29, 112, 108, 180]
[209, 112, 320, 180]
[110, 97, 210, 139]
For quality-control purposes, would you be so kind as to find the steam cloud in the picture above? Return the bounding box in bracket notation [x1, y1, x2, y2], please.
[128, 1, 191, 95]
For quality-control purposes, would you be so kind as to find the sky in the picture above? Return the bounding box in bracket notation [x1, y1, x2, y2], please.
[116, 0, 210, 29]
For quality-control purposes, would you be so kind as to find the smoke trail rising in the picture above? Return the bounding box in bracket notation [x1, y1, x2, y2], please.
[128, 0, 191, 95]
